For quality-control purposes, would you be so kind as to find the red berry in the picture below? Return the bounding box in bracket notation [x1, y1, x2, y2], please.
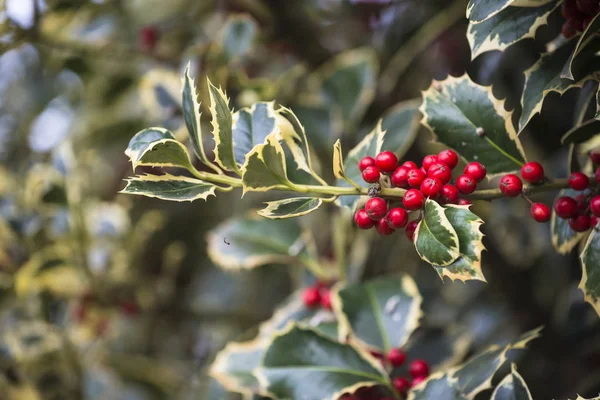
[140, 26, 159, 52]
[303, 287, 321, 308]
[387, 208, 408, 229]
[569, 172, 589, 190]
[575, 194, 588, 212]
[521, 161, 545, 184]
[403, 189, 425, 210]
[577, 0, 600, 15]
[562, 20, 578, 38]
[499, 174, 523, 197]
[376, 218, 395, 236]
[439, 184, 459, 204]
[591, 195, 600, 216]
[393, 377, 411, 394]
[422, 155, 438, 171]
[531, 203, 551, 223]
[391, 166, 410, 188]
[458, 198, 471, 205]
[409, 359, 430, 378]
[554, 196, 578, 219]
[569, 214, 591, 232]
[362, 166, 380, 183]
[321, 290, 332, 309]
[592, 215, 599, 228]
[464, 162, 487, 182]
[592, 151, 600, 165]
[456, 175, 477, 194]
[428, 163, 452, 184]
[405, 220, 418, 241]
[570, 16, 585, 31]
[365, 197, 388, 220]
[420, 177, 443, 198]
[375, 151, 399, 173]
[596, 167, 600, 183]
[387, 348, 406, 366]
[407, 168, 426, 187]
[562, 0, 582, 18]
[402, 161, 418, 169]
[359, 156, 376, 172]
[412, 376, 427, 387]
[420, 167, 428, 175]
[354, 209, 375, 229]
[437, 149, 459, 169]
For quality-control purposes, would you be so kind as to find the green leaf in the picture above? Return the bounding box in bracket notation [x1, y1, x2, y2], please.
[580, 228, 600, 317]
[334, 275, 423, 352]
[380, 99, 421, 159]
[257, 325, 389, 400]
[126, 128, 194, 170]
[241, 133, 292, 194]
[466, 0, 553, 23]
[293, 103, 343, 156]
[233, 102, 278, 166]
[206, 213, 318, 270]
[414, 200, 460, 267]
[408, 374, 466, 400]
[420, 75, 526, 176]
[210, 338, 266, 397]
[277, 106, 321, 179]
[219, 15, 258, 63]
[208, 79, 240, 173]
[434, 205, 487, 282]
[467, 2, 559, 59]
[597, 85, 600, 120]
[120, 174, 217, 202]
[256, 290, 322, 340]
[257, 197, 323, 219]
[313, 48, 378, 128]
[491, 364, 533, 400]
[561, 119, 600, 144]
[336, 122, 385, 209]
[314, 321, 339, 341]
[562, 14, 600, 80]
[551, 189, 587, 254]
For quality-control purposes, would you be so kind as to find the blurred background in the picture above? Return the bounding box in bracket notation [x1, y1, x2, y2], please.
[0, 0, 598, 399]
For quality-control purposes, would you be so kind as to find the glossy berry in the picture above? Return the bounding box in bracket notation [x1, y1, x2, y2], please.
[355, 209, 375, 229]
[365, 197, 388, 220]
[562, 21, 577, 38]
[420, 167, 428, 175]
[521, 161, 545, 184]
[359, 156, 376, 172]
[412, 376, 427, 387]
[387, 348, 406, 366]
[590, 151, 600, 165]
[393, 377, 411, 395]
[140, 26, 159, 52]
[428, 163, 452, 184]
[464, 162, 487, 182]
[569, 214, 591, 232]
[554, 196, 578, 219]
[531, 203, 551, 223]
[420, 177, 443, 198]
[409, 359, 430, 378]
[440, 184, 460, 204]
[570, 17, 585, 31]
[577, 0, 600, 15]
[575, 194, 588, 212]
[407, 168, 426, 187]
[562, 0, 583, 19]
[376, 218, 395, 236]
[569, 172, 589, 190]
[387, 208, 408, 229]
[375, 151, 399, 173]
[403, 189, 425, 210]
[422, 155, 439, 171]
[405, 220, 418, 241]
[458, 198, 471, 205]
[362, 166, 380, 184]
[402, 161, 418, 170]
[456, 175, 477, 194]
[499, 174, 523, 197]
[391, 166, 410, 188]
[437, 149, 459, 169]
[321, 290, 332, 310]
[591, 195, 600, 216]
[302, 287, 321, 308]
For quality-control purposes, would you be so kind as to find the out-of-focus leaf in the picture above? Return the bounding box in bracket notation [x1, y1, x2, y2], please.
[218, 14, 258, 63]
[491, 364, 533, 400]
[562, 14, 600, 80]
[580, 227, 600, 317]
[561, 120, 600, 144]
[380, 99, 421, 158]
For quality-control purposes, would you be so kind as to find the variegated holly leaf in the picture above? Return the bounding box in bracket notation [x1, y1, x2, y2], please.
[561, 119, 600, 144]
[414, 200, 460, 267]
[334, 275, 423, 352]
[408, 373, 466, 400]
[568, 396, 600, 400]
[241, 134, 292, 194]
[336, 122, 386, 209]
[315, 321, 339, 341]
[208, 79, 240, 174]
[232, 102, 278, 166]
[277, 106, 321, 179]
[210, 339, 267, 397]
[551, 189, 587, 254]
[420, 75, 526, 176]
[380, 99, 421, 159]
[597, 86, 600, 120]
[120, 174, 217, 202]
[491, 364, 532, 400]
[580, 228, 600, 317]
[467, 0, 553, 23]
[333, 139, 361, 190]
[257, 325, 390, 400]
[467, 2, 559, 59]
[434, 205, 487, 282]
[206, 213, 318, 271]
[313, 48, 378, 128]
[562, 14, 600, 80]
[125, 128, 194, 171]
[519, 39, 600, 131]
[257, 197, 323, 219]
[292, 103, 343, 156]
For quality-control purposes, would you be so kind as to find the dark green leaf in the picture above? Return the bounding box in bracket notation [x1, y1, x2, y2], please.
[580, 228, 600, 317]
[314, 321, 340, 341]
[414, 200, 460, 267]
[120, 174, 216, 202]
[408, 374, 467, 400]
[257, 197, 323, 219]
[233, 102, 278, 165]
[208, 79, 239, 173]
[210, 339, 266, 396]
[551, 189, 587, 254]
[334, 275, 423, 352]
[562, 14, 600, 80]
[241, 134, 292, 193]
[380, 99, 421, 159]
[491, 364, 533, 400]
[561, 119, 600, 144]
[292, 103, 343, 156]
[420, 75, 526, 176]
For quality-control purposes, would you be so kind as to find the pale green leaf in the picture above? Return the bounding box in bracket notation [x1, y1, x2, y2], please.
[208, 79, 239, 173]
[257, 197, 323, 219]
[233, 102, 278, 166]
[241, 134, 291, 194]
[414, 200, 460, 267]
[120, 174, 217, 202]
[220, 15, 258, 63]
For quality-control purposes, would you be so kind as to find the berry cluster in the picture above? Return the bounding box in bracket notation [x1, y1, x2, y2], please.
[302, 283, 332, 310]
[561, 0, 599, 38]
[356, 149, 480, 238]
[553, 152, 600, 232]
